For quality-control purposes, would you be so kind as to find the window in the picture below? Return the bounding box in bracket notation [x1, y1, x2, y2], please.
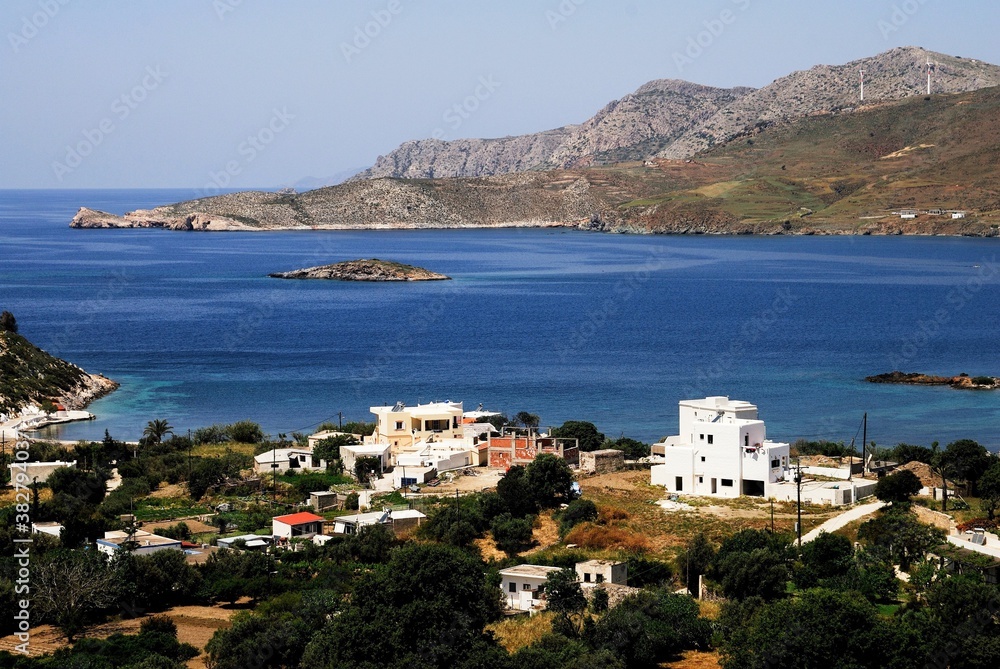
[596, 574, 605, 583]
[523, 583, 532, 591]
[583, 573, 591, 583]
[707, 435, 714, 444]
[721, 479, 734, 487]
[509, 582, 517, 593]
[699, 434, 704, 440]
[700, 456, 706, 462]
[771, 459, 780, 468]
[744, 434, 749, 447]
[698, 476, 703, 483]
[394, 421, 404, 430]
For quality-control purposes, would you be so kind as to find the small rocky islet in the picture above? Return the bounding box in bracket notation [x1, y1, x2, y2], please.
[865, 371, 999, 390]
[268, 258, 450, 282]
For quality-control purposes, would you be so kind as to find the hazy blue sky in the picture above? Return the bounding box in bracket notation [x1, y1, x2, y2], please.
[2, 0, 998, 189]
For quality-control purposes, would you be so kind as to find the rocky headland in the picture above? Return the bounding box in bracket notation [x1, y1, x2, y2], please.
[269, 259, 450, 282]
[0, 327, 119, 416]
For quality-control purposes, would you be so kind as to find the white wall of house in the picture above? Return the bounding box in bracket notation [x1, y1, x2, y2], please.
[499, 570, 559, 611]
[652, 397, 790, 499]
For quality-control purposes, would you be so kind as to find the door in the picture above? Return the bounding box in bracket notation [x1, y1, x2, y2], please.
[675, 476, 683, 491]
[711, 478, 717, 494]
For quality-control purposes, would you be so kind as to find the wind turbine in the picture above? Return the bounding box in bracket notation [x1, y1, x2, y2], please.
[926, 59, 933, 95]
[859, 68, 865, 102]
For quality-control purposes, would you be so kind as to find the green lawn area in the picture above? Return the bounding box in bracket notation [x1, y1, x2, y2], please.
[133, 496, 210, 522]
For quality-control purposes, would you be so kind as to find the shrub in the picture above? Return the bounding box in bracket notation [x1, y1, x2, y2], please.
[559, 499, 598, 535]
[227, 420, 265, 444]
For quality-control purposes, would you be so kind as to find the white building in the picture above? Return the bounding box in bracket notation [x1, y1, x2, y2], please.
[340, 443, 391, 479]
[498, 564, 563, 611]
[395, 438, 476, 473]
[253, 448, 327, 475]
[272, 511, 325, 539]
[96, 530, 183, 556]
[369, 401, 466, 452]
[217, 534, 272, 551]
[331, 508, 426, 535]
[650, 397, 790, 499]
[31, 522, 64, 538]
[6, 461, 77, 486]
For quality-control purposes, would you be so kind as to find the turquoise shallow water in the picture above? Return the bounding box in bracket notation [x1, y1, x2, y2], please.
[2, 189, 999, 449]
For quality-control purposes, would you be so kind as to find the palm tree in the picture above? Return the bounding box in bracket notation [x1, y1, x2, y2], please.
[143, 419, 173, 445]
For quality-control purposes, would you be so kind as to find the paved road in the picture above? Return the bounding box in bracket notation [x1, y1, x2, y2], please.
[800, 500, 886, 544]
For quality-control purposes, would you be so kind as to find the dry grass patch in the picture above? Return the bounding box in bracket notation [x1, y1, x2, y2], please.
[564, 522, 651, 552]
[190, 442, 257, 458]
[666, 650, 722, 669]
[487, 612, 554, 653]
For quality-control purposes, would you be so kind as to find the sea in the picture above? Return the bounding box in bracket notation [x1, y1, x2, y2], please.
[2, 189, 1000, 450]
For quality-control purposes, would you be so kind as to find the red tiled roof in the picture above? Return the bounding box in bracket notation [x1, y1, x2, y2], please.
[273, 512, 324, 526]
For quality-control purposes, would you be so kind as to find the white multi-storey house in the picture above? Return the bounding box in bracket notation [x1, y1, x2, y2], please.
[651, 396, 790, 498]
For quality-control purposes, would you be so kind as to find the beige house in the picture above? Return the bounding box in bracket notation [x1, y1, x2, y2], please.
[369, 401, 466, 453]
[580, 449, 625, 474]
[576, 559, 628, 586]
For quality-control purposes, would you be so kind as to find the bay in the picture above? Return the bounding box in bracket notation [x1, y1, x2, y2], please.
[2, 189, 999, 449]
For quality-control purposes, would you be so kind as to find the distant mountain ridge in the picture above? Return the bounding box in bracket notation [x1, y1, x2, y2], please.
[355, 80, 751, 180]
[71, 83, 1000, 236]
[660, 46, 1000, 158]
[356, 47, 1000, 180]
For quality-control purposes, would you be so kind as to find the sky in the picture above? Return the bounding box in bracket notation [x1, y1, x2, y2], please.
[2, 0, 999, 189]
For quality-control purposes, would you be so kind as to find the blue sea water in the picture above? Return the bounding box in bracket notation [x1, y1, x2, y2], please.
[2, 189, 1000, 450]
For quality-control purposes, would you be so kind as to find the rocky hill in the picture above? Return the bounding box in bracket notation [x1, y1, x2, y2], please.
[0, 327, 118, 415]
[71, 173, 618, 231]
[355, 48, 1000, 180]
[659, 47, 1000, 158]
[355, 80, 751, 179]
[71, 84, 1000, 236]
[269, 259, 449, 281]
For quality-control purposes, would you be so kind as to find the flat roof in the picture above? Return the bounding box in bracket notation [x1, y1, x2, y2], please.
[577, 559, 624, 568]
[99, 530, 180, 548]
[586, 449, 625, 457]
[219, 533, 272, 544]
[341, 444, 391, 455]
[499, 564, 563, 579]
[254, 448, 314, 464]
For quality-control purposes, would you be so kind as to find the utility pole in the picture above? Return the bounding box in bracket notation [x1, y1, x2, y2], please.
[770, 498, 775, 534]
[187, 429, 192, 481]
[862, 413, 868, 475]
[795, 458, 802, 550]
[338, 412, 343, 430]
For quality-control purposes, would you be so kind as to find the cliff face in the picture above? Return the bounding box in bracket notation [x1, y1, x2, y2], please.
[355, 80, 750, 180]
[0, 330, 118, 415]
